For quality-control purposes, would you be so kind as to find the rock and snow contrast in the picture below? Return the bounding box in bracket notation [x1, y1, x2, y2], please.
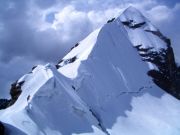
[0, 6, 180, 135]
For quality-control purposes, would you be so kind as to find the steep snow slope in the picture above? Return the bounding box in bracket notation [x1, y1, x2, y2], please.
[119, 7, 180, 99]
[119, 7, 167, 49]
[0, 7, 180, 135]
[0, 64, 106, 135]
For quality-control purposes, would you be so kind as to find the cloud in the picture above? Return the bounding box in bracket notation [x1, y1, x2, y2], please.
[52, 5, 93, 42]
[0, 0, 179, 97]
[35, 0, 58, 9]
[147, 5, 173, 21]
[51, 5, 123, 40]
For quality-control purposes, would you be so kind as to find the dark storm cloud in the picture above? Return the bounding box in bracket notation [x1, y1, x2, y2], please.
[0, 0, 30, 62]
[0, 0, 79, 64]
[0, 0, 68, 97]
[35, 0, 57, 9]
[158, 0, 179, 7]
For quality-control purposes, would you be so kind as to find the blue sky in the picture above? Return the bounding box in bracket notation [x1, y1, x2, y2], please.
[0, 0, 180, 98]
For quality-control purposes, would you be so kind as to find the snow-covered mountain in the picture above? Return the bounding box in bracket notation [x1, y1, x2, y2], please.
[0, 7, 180, 135]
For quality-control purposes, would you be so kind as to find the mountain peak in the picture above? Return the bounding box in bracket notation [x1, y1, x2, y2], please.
[0, 6, 180, 135]
[120, 6, 146, 24]
[125, 6, 139, 12]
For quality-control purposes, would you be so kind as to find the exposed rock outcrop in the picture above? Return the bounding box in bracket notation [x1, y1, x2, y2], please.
[0, 122, 5, 135]
[107, 18, 115, 23]
[56, 56, 77, 69]
[0, 81, 24, 110]
[0, 99, 10, 110]
[135, 43, 180, 99]
[122, 20, 146, 29]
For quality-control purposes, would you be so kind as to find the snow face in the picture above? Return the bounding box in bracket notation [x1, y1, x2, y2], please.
[67, 18, 166, 133]
[119, 6, 167, 50]
[108, 94, 180, 135]
[0, 7, 180, 135]
[58, 28, 101, 78]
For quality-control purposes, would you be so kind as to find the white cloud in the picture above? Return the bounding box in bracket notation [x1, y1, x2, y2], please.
[147, 5, 172, 22]
[52, 6, 91, 42]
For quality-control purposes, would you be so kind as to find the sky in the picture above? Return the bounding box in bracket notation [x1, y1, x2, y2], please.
[0, 0, 180, 98]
